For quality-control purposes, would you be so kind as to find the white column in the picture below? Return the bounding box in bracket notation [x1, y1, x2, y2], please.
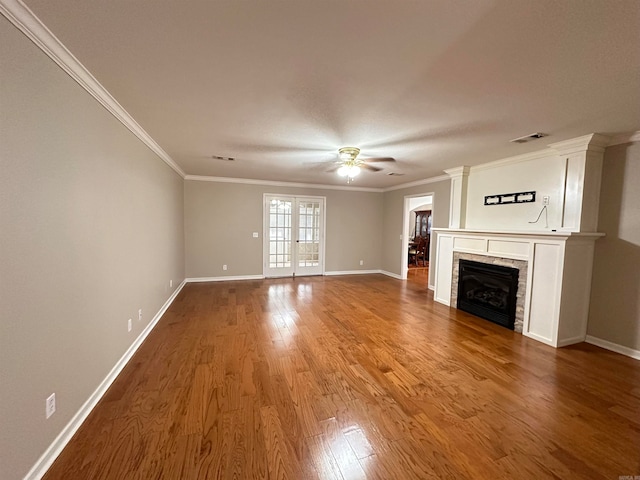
[444, 166, 470, 229]
[549, 134, 609, 232]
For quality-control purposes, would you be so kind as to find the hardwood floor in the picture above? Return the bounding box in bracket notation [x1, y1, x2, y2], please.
[44, 274, 640, 479]
[406, 265, 429, 288]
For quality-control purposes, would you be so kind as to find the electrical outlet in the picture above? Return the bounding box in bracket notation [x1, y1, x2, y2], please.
[128, 318, 132, 332]
[359, 260, 364, 266]
[46, 393, 56, 419]
[170, 279, 173, 288]
[252, 232, 259, 238]
[138, 309, 142, 321]
[543, 196, 550, 205]
[223, 265, 228, 271]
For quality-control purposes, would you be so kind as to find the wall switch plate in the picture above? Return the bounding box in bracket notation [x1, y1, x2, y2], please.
[46, 393, 56, 419]
[252, 232, 259, 238]
[138, 309, 142, 321]
[128, 318, 132, 332]
[223, 265, 228, 271]
[170, 279, 173, 288]
[543, 196, 550, 205]
[359, 260, 364, 266]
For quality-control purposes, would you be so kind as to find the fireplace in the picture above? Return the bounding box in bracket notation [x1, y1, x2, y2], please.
[457, 259, 519, 330]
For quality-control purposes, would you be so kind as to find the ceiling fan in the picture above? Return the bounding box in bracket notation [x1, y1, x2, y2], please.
[332, 147, 395, 182]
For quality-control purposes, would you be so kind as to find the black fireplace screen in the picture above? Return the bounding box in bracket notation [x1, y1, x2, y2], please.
[457, 259, 519, 330]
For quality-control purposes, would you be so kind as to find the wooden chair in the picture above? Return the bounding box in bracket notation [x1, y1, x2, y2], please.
[409, 236, 426, 266]
[415, 236, 428, 266]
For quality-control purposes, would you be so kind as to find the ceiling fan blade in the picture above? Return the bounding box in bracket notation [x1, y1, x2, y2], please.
[303, 156, 339, 165]
[362, 164, 383, 172]
[364, 157, 396, 163]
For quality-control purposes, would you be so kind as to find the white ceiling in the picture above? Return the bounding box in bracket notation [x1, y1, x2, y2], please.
[22, 0, 640, 188]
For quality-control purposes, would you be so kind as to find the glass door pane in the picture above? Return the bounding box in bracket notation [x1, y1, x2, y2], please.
[296, 200, 321, 271]
[264, 196, 295, 277]
[263, 195, 324, 277]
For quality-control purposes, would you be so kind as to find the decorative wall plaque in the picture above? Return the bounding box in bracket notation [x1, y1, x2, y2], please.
[484, 191, 536, 206]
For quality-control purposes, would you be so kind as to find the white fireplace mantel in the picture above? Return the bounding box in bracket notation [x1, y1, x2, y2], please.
[432, 228, 604, 348]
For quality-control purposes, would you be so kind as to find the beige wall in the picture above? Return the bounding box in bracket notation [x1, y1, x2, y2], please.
[185, 180, 383, 277]
[587, 141, 640, 351]
[0, 18, 185, 479]
[381, 180, 451, 284]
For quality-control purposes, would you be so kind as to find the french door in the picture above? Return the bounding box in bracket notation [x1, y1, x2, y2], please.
[263, 195, 325, 277]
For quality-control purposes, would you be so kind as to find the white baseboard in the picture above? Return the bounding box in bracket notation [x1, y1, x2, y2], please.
[24, 280, 187, 480]
[522, 331, 555, 348]
[557, 335, 587, 347]
[186, 275, 265, 282]
[324, 269, 381, 276]
[585, 335, 640, 361]
[380, 270, 403, 280]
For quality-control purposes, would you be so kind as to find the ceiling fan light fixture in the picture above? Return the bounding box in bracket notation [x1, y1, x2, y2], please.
[336, 147, 365, 182]
[338, 147, 360, 161]
[337, 165, 350, 177]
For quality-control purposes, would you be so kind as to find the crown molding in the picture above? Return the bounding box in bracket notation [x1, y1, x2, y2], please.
[470, 148, 555, 172]
[381, 174, 450, 192]
[607, 131, 640, 146]
[186, 174, 452, 193]
[549, 133, 611, 155]
[443, 166, 470, 178]
[470, 133, 615, 173]
[185, 175, 385, 192]
[0, 0, 186, 178]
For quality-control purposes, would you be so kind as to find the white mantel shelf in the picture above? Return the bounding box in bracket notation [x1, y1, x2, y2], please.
[432, 228, 603, 348]
[432, 228, 605, 239]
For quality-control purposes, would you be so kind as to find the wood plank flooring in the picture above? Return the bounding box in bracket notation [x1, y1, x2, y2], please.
[44, 274, 640, 479]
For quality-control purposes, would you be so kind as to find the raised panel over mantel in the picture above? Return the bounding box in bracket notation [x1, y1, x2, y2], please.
[433, 228, 603, 348]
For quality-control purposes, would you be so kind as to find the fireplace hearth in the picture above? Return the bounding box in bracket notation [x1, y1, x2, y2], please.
[457, 259, 519, 330]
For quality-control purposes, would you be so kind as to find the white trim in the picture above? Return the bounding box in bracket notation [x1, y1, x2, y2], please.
[382, 175, 450, 192]
[188, 271, 402, 280]
[185, 173, 453, 193]
[380, 270, 403, 280]
[549, 133, 610, 155]
[23, 279, 187, 480]
[262, 194, 326, 278]
[186, 275, 265, 283]
[0, 0, 186, 179]
[522, 331, 555, 347]
[402, 193, 435, 280]
[607, 131, 640, 146]
[470, 149, 554, 173]
[185, 175, 384, 192]
[557, 335, 586, 348]
[324, 270, 381, 276]
[402, 196, 410, 280]
[469, 133, 611, 174]
[431, 227, 604, 239]
[585, 335, 640, 361]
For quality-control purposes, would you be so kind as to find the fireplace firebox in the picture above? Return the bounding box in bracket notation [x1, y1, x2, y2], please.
[457, 259, 519, 330]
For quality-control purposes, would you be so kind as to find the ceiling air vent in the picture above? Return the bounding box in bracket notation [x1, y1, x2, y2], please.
[211, 155, 235, 161]
[510, 132, 548, 144]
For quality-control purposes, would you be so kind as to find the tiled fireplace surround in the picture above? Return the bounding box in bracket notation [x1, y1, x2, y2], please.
[451, 252, 528, 333]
